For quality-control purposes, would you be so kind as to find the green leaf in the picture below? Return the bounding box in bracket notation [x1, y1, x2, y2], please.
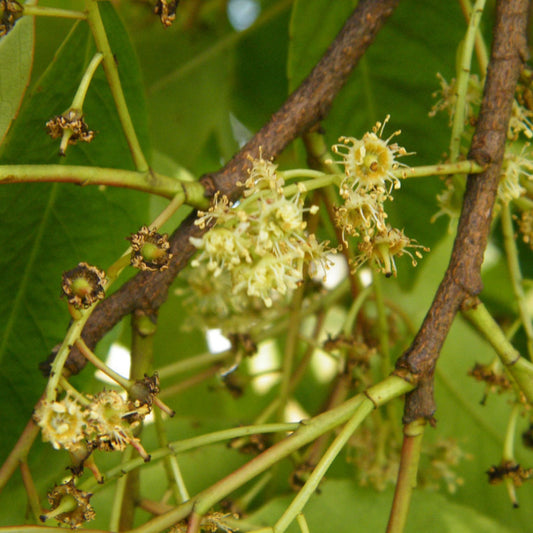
[122, 4, 237, 174]
[287, 0, 357, 93]
[0, 4, 150, 455]
[0, 16, 34, 144]
[248, 479, 518, 532]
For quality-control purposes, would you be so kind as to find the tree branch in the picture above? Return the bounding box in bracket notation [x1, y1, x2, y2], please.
[394, 0, 530, 423]
[49, 0, 400, 376]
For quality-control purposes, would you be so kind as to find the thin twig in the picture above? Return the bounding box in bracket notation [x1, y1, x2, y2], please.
[395, 0, 530, 423]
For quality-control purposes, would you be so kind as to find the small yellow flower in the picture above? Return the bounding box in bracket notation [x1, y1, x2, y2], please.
[34, 396, 86, 451]
[333, 117, 408, 193]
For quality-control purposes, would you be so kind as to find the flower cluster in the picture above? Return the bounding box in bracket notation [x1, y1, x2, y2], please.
[34, 384, 158, 465]
[332, 117, 427, 276]
[430, 73, 533, 220]
[189, 156, 332, 310]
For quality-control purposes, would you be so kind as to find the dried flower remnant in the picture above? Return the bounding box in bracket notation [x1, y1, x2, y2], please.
[428, 73, 483, 126]
[62, 262, 106, 309]
[129, 226, 173, 271]
[334, 188, 387, 243]
[487, 461, 533, 507]
[517, 210, 533, 248]
[171, 512, 238, 533]
[355, 226, 428, 277]
[154, 0, 179, 27]
[46, 109, 95, 155]
[0, 0, 22, 37]
[468, 362, 512, 402]
[487, 462, 533, 485]
[41, 479, 95, 528]
[87, 390, 150, 461]
[33, 396, 86, 451]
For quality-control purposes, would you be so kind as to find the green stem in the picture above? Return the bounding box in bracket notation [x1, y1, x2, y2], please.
[19, 461, 41, 522]
[373, 272, 390, 374]
[59, 376, 91, 406]
[157, 350, 232, 379]
[233, 472, 273, 512]
[126, 376, 414, 533]
[45, 310, 93, 401]
[501, 203, 533, 358]
[75, 338, 131, 390]
[462, 301, 533, 402]
[458, 0, 489, 74]
[274, 400, 375, 532]
[85, 0, 149, 171]
[513, 196, 533, 211]
[450, 0, 487, 162]
[503, 403, 520, 462]
[386, 419, 426, 533]
[0, 164, 207, 202]
[154, 406, 190, 504]
[280, 169, 332, 180]
[0, 416, 40, 493]
[342, 285, 372, 337]
[296, 514, 311, 533]
[23, 5, 86, 19]
[80, 423, 301, 494]
[71, 53, 103, 110]
[109, 447, 134, 532]
[278, 286, 304, 419]
[399, 160, 484, 179]
[280, 161, 485, 198]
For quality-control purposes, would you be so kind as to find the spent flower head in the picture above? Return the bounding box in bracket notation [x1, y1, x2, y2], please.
[334, 188, 387, 243]
[42, 479, 95, 528]
[62, 262, 106, 309]
[128, 226, 173, 271]
[87, 390, 149, 460]
[0, 0, 23, 37]
[354, 226, 428, 277]
[429, 73, 483, 126]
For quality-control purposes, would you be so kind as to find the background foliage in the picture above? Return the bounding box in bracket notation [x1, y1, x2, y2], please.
[1, 0, 532, 531]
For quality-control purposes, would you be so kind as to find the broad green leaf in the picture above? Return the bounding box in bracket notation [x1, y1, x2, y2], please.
[0, 16, 34, 144]
[288, 0, 357, 92]
[231, 0, 292, 132]
[120, 2, 237, 174]
[0, 3, 151, 458]
[248, 479, 518, 532]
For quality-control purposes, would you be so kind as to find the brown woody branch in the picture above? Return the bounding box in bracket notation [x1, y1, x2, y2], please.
[53, 0, 400, 376]
[395, 0, 530, 423]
